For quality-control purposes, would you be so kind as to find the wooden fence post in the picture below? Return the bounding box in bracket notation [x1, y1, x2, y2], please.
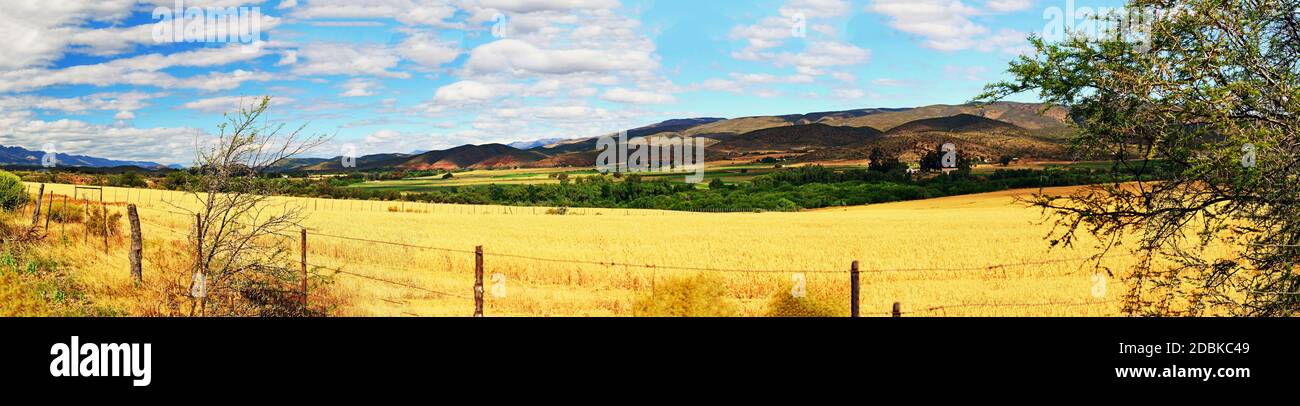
[61, 195, 67, 240]
[44, 190, 53, 231]
[82, 198, 88, 244]
[101, 194, 108, 254]
[31, 184, 44, 226]
[851, 260, 860, 318]
[300, 228, 308, 310]
[474, 245, 484, 317]
[892, 302, 902, 318]
[127, 204, 142, 285]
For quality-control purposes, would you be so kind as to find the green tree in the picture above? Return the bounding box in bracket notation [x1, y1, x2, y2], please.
[868, 147, 906, 173]
[109, 171, 148, 188]
[708, 177, 726, 189]
[977, 0, 1300, 316]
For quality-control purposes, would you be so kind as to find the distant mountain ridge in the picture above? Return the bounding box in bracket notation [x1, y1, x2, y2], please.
[0, 145, 167, 169]
[265, 101, 1078, 173]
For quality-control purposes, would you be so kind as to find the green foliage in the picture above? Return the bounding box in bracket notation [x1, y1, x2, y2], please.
[159, 171, 197, 190]
[976, 0, 1300, 316]
[919, 144, 972, 173]
[708, 177, 726, 189]
[266, 164, 1139, 212]
[633, 274, 736, 317]
[108, 171, 148, 188]
[868, 147, 908, 174]
[0, 171, 28, 211]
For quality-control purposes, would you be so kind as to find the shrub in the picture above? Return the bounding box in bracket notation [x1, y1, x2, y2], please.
[0, 171, 28, 211]
[546, 207, 568, 215]
[765, 293, 843, 317]
[633, 274, 735, 317]
[47, 202, 84, 223]
[85, 208, 123, 237]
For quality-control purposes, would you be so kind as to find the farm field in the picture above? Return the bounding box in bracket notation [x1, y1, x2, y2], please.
[347, 161, 1119, 194]
[16, 181, 1167, 317]
[345, 164, 791, 192]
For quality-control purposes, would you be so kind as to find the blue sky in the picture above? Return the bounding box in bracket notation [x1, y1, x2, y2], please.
[0, 0, 1126, 165]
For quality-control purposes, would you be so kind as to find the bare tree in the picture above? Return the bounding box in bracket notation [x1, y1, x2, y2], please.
[171, 96, 329, 316]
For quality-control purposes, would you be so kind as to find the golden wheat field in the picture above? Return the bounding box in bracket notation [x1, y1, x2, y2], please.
[22, 182, 1151, 317]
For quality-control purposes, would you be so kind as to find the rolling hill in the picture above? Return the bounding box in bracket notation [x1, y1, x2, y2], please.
[712, 123, 883, 152]
[823, 102, 1073, 133]
[885, 113, 1023, 134]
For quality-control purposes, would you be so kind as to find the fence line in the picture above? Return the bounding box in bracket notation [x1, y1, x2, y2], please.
[305, 261, 472, 300]
[907, 299, 1120, 315]
[23, 186, 1154, 316]
[129, 209, 1135, 278]
[128, 204, 1133, 276]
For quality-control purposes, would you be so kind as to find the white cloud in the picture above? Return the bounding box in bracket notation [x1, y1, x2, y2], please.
[1, 118, 209, 165]
[465, 39, 656, 75]
[779, 0, 853, 18]
[0, 1, 137, 69]
[396, 31, 462, 68]
[290, 0, 460, 27]
[292, 42, 410, 78]
[471, 0, 620, 13]
[600, 88, 675, 104]
[180, 95, 295, 113]
[0, 45, 271, 93]
[434, 80, 511, 103]
[986, 0, 1035, 13]
[277, 50, 299, 66]
[867, 0, 1032, 53]
[0, 92, 158, 115]
[340, 78, 381, 97]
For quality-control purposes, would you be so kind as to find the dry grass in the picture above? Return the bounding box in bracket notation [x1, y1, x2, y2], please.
[19, 182, 1163, 317]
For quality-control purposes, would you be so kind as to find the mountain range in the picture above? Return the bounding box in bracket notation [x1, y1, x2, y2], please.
[0, 145, 168, 169]
[275, 101, 1076, 172]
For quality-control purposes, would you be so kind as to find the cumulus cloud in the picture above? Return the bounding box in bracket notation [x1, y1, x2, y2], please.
[465, 39, 657, 75]
[340, 78, 381, 97]
[396, 31, 463, 69]
[867, 0, 1031, 53]
[1, 118, 209, 165]
[0, 45, 272, 93]
[292, 42, 411, 78]
[600, 88, 676, 105]
[434, 80, 514, 103]
[180, 95, 295, 113]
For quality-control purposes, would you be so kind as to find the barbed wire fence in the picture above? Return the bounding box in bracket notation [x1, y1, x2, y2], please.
[21, 183, 1151, 317]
